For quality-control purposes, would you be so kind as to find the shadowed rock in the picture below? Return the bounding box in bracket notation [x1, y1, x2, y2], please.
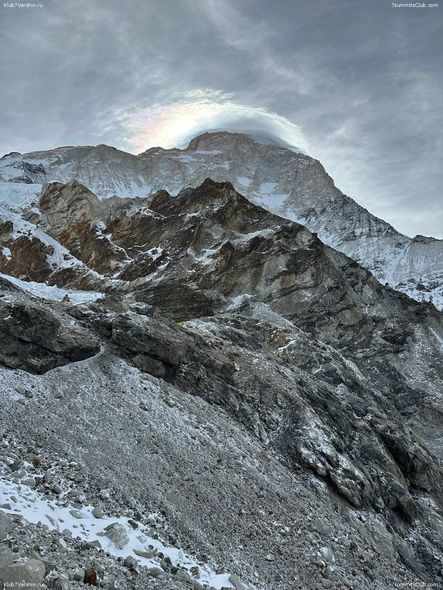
[0, 278, 100, 373]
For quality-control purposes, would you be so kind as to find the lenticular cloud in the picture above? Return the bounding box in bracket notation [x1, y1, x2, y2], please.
[100, 89, 309, 154]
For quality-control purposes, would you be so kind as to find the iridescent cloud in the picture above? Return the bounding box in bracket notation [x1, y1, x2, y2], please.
[99, 89, 309, 154]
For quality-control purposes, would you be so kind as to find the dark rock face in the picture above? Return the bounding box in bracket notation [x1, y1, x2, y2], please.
[85, 303, 440, 515]
[0, 235, 54, 281]
[109, 310, 190, 375]
[0, 279, 100, 373]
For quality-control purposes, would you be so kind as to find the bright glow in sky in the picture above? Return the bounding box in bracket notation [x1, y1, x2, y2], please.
[100, 90, 310, 154]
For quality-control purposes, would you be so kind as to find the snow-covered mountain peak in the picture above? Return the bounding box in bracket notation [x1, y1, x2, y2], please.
[183, 130, 302, 152]
[0, 151, 22, 160]
[0, 131, 441, 307]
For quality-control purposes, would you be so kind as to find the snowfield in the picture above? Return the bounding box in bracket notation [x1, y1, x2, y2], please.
[0, 273, 104, 303]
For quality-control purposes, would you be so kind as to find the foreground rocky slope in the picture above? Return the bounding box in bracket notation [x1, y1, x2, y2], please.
[0, 132, 441, 307]
[0, 178, 442, 589]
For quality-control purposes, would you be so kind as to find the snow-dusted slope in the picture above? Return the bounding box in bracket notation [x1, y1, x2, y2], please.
[0, 145, 153, 200]
[0, 177, 443, 590]
[0, 273, 103, 302]
[0, 132, 441, 307]
[0, 201, 111, 291]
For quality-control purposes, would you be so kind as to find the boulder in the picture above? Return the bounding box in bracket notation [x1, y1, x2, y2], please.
[83, 567, 98, 586]
[229, 573, 248, 590]
[103, 522, 129, 550]
[0, 296, 100, 374]
[0, 511, 17, 541]
[0, 544, 17, 568]
[0, 558, 46, 589]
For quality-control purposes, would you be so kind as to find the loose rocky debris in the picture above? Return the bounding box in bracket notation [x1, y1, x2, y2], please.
[0, 434, 246, 589]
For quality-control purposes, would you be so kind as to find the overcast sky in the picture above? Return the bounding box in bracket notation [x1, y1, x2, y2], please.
[1, 0, 442, 237]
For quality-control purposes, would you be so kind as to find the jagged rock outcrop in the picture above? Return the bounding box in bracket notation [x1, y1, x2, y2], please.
[0, 197, 120, 291]
[1, 177, 440, 364]
[0, 277, 100, 373]
[3, 177, 439, 509]
[38, 180, 129, 274]
[72, 297, 440, 517]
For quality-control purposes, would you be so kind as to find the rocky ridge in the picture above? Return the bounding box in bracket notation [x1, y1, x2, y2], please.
[0, 132, 441, 307]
